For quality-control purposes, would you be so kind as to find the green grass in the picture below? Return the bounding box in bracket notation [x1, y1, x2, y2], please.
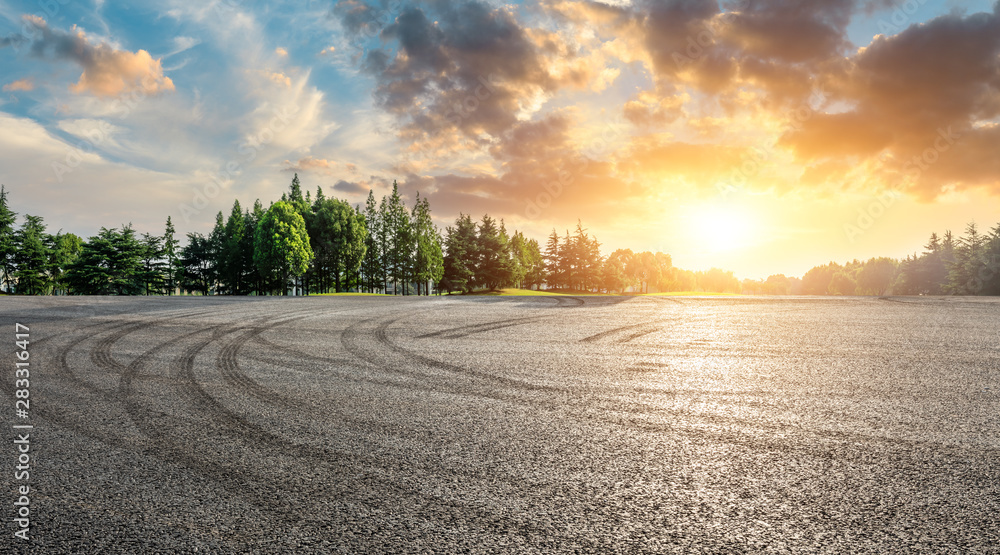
[644, 291, 741, 296]
[452, 288, 614, 296]
[311, 292, 389, 296]
[447, 288, 572, 296]
[314, 289, 741, 297]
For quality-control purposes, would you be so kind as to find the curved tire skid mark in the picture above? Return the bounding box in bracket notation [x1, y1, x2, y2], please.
[163, 310, 587, 546]
[580, 321, 665, 343]
[412, 296, 588, 341]
[555, 296, 586, 307]
[373, 316, 568, 394]
[2, 307, 231, 455]
[415, 315, 547, 339]
[649, 296, 685, 305]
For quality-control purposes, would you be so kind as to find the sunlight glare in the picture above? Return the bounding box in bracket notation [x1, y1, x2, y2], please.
[688, 204, 758, 253]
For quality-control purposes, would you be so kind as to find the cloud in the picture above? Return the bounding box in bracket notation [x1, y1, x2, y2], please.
[1, 16, 175, 98]
[275, 46, 288, 57]
[282, 156, 336, 173]
[782, 5, 1000, 195]
[3, 78, 34, 92]
[319, 46, 336, 55]
[333, 179, 368, 195]
[258, 70, 292, 87]
[336, 0, 582, 155]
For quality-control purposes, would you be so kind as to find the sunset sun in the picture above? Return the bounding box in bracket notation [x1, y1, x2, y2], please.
[688, 204, 759, 253]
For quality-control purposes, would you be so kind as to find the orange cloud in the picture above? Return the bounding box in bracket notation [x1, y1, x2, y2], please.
[283, 156, 336, 173]
[260, 70, 291, 87]
[14, 16, 174, 98]
[2, 78, 34, 92]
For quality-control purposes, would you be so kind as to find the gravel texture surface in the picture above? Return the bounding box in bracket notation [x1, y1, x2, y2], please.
[1, 295, 999, 553]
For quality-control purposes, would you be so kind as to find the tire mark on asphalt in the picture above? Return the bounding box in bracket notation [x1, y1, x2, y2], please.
[416, 315, 547, 339]
[140, 307, 602, 548]
[581, 321, 665, 343]
[373, 316, 568, 393]
[0, 306, 243, 454]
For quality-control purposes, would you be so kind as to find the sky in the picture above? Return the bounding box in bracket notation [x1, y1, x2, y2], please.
[1, 0, 999, 280]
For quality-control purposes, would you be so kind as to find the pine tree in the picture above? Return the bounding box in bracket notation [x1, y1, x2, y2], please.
[289, 173, 304, 204]
[209, 211, 226, 294]
[384, 181, 413, 294]
[13, 215, 50, 295]
[163, 216, 181, 295]
[0, 186, 18, 292]
[441, 214, 477, 293]
[362, 190, 383, 293]
[246, 201, 267, 295]
[222, 200, 247, 294]
[138, 233, 166, 295]
[48, 232, 83, 295]
[411, 193, 444, 295]
[544, 230, 560, 290]
[946, 222, 988, 294]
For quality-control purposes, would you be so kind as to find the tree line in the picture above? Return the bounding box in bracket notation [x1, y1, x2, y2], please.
[9, 177, 993, 297]
[796, 222, 1000, 296]
[0, 179, 741, 296]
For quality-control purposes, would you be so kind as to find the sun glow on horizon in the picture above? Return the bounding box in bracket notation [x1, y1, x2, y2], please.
[686, 204, 760, 254]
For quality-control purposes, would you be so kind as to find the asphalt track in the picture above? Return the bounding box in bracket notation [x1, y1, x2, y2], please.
[1, 295, 998, 553]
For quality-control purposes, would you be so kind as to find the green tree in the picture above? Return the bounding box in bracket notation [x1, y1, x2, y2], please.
[163, 216, 181, 295]
[635, 251, 660, 294]
[508, 231, 530, 289]
[802, 262, 842, 295]
[916, 232, 947, 294]
[254, 201, 314, 295]
[288, 173, 304, 204]
[544, 230, 561, 289]
[441, 213, 477, 293]
[13, 215, 50, 294]
[180, 232, 216, 295]
[474, 214, 508, 291]
[221, 200, 249, 294]
[361, 189, 384, 294]
[66, 226, 145, 295]
[601, 249, 633, 294]
[49, 232, 83, 295]
[310, 197, 368, 292]
[696, 267, 740, 293]
[856, 257, 897, 295]
[981, 223, 1000, 295]
[411, 193, 443, 295]
[139, 232, 166, 295]
[828, 271, 857, 295]
[0, 185, 18, 292]
[572, 221, 602, 291]
[209, 211, 227, 293]
[522, 237, 545, 290]
[383, 181, 413, 294]
[246, 200, 266, 295]
[946, 222, 987, 295]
